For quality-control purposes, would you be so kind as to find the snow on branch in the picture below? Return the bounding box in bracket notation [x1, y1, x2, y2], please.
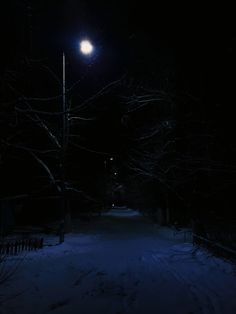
[30, 152, 61, 192]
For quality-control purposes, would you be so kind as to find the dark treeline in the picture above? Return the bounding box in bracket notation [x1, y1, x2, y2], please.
[0, 1, 235, 229]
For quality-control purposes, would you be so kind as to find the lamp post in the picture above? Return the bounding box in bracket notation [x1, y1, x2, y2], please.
[60, 39, 94, 237]
[62, 39, 94, 149]
[60, 51, 68, 237]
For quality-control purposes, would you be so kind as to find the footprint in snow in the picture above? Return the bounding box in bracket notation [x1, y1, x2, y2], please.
[74, 269, 94, 286]
[48, 299, 70, 311]
[96, 271, 107, 276]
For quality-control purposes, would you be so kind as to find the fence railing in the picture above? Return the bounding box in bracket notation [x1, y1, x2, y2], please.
[0, 238, 44, 256]
[192, 233, 236, 260]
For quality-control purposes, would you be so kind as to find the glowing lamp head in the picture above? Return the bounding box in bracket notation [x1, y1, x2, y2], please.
[80, 40, 94, 55]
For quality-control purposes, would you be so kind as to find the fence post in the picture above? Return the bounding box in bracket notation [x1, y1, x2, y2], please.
[40, 238, 44, 248]
[59, 221, 65, 244]
[6, 243, 10, 255]
[14, 241, 18, 255]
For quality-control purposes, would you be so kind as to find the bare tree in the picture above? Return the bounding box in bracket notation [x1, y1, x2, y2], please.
[123, 86, 236, 224]
[0, 54, 125, 232]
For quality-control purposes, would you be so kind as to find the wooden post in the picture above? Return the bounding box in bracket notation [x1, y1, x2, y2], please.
[59, 220, 65, 244]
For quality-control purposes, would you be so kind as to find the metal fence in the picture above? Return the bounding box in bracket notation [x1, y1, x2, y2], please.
[189, 218, 236, 259]
[0, 238, 44, 256]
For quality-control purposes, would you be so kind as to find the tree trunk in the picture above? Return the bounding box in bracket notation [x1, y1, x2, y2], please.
[165, 192, 170, 225]
[64, 200, 72, 233]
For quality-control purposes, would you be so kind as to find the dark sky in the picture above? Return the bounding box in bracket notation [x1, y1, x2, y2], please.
[1, 1, 235, 99]
[1, 2, 236, 156]
[0, 1, 236, 204]
[0, 1, 235, 133]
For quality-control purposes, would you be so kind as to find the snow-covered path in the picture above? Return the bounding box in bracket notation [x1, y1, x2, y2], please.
[1, 209, 236, 314]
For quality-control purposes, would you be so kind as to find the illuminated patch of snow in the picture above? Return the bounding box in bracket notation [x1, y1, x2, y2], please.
[102, 208, 141, 218]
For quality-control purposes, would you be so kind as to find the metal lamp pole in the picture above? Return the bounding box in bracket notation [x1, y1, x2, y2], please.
[62, 52, 66, 147]
[59, 51, 67, 243]
[59, 41, 94, 242]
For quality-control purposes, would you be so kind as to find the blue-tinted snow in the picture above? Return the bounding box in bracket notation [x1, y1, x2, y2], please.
[1, 209, 236, 314]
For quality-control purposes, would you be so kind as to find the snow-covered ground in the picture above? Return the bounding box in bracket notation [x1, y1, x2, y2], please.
[1, 208, 236, 314]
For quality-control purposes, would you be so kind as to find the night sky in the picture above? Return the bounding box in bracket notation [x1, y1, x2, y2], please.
[2, 2, 235, 89]
[1, 2, 235, 97]
[1, 1, 236, 221]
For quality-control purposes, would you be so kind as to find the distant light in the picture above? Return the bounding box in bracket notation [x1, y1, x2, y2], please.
[112, 203, 115, 207]
[80, 40, 94, 55]
[114, 172, 117, 176]
[110, 157, 114, 161]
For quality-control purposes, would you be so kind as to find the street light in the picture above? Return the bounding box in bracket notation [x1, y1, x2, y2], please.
[63, 38, 94, 130]
[62, 38, 94, 149]
[62, 39, 94, 118]
[61, 39, 94, 237]
[80, 39, 94, 55]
